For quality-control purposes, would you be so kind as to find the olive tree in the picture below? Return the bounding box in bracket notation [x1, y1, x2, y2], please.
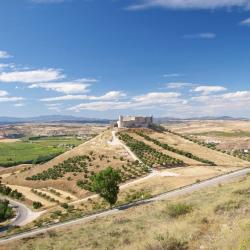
[90, 167, 121, 207]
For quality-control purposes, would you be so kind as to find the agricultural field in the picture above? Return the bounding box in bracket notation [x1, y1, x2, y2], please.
[164, 120, 250, 151]
[3, 169, 250, 250]
[0, 136, 85, 167]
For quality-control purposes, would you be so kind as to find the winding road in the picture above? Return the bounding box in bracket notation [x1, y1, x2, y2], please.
[0, 197, 43, 230]
[0, 167, 249, 245]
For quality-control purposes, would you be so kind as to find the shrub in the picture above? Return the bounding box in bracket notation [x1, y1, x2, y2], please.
[0, 199, 14, 222]
[166, 203, 193, 218]
[214, 200, 243, 213]
[61, 203, 69, 209]
[33, 201, 43, 209]
[145, 233, 188, 250]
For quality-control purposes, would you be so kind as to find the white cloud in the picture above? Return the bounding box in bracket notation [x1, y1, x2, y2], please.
[68, 91, 183, 112]
[14, 103, 25, 107]
[0, 90, 8, 97]
[0, 97, 24, 103]
[240, 18, 250, 25]
[29, 81, 91, 94]
[128, 0, 250, 10]
[41, 91, 126, 102]
[166, 82, 195, 89]
[163, 73, 180, 77]
[222, 91, 250, 100]
[0, 51, 11, 59]
[183, 33, 216, 39]
[68, 101, 132, 112]
[0, 69, 64, 83]
[193, 85, 227, 95]
[133, 92, 181, 104]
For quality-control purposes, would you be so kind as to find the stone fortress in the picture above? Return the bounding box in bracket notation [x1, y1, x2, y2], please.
[117, 115, 153, 128]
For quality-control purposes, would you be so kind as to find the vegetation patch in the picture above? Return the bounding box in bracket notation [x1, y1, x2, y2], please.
[0, 199, 14, 222]
[214, 199, 244, 214]
[166, 203, 193, 218]
[0, 184, 24, 200]
[118, 133, 184, 168]
[145, 233, 188, 250]
[33, 201, 43, 209]
[26, 155, 91, 181]
[0, 136, 84, 167]
[136, 130, 216, 166]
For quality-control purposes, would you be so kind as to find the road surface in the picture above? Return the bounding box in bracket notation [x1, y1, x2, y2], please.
[0, 167, 249, 245]
[0, 197, 43, 230]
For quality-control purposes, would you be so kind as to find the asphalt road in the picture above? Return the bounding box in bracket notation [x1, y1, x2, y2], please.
[0, 197, 42, 231]
[0, 167, 249, 245]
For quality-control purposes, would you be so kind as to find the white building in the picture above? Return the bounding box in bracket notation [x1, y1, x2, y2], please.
[117, 115, 153, 128]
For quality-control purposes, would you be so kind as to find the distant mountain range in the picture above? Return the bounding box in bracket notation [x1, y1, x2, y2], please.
[0, 115, 113, 124]
[154, 116, 249, 123]
[0, 115, 248, 125]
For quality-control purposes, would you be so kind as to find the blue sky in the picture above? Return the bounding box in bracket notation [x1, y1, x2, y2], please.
[0, 0, 250, 118]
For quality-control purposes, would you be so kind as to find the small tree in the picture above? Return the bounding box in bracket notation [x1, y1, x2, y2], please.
[90, 167, 121, 207]
[0, 199, 14, 221]
[33, 201, 43, 209]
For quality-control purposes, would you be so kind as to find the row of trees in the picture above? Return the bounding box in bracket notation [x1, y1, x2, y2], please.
[165, 129, 249, 162]
[118, 133, 184, 168]
[136, 131, 216, 166]
[26, 155, 91, 181]
[0, 184, 24, 200]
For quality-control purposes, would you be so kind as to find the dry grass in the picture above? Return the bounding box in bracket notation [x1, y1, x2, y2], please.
[3, 173, 250, 250]
[149, 130, 248, 167]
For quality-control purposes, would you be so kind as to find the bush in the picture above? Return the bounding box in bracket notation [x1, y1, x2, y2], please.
[0, 199, 14, 222]
[214, 200, 243, 213]
[61, 203, 69, 209]
[145, 233, 188, 250]
[33, 201, 43, 209]
[166, 203, 193, 218]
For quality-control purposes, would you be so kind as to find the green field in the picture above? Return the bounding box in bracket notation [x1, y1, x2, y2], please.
[0, 136, 84, 167]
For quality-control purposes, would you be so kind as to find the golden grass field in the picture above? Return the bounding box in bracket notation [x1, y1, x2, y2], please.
[2, 172, 249, 250]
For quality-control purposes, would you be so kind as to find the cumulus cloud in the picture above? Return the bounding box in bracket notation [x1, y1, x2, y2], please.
[13, 103, 25, 107]
[163, 73, 180, 77]
[28, 81, 91, 94]
[127, 0, 250, 11]
[68, 101, 132, 112]
[0, 69, 64, 83]
[193, 85, 227, 95]
[0, 97, 24, 103]
[240, 18, 250, 25]
[133, 92, 181, 104]
[67, 91, 184, 112]
[41, 91, 126, 102]
[166, 82, 195, 89]
[0, 51, 11, 59]
[0, 90, 8, 97]
[183, 33, 216, 39]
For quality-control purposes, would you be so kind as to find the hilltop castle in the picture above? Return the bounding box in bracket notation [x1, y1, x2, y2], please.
[117, 115, 153, 128]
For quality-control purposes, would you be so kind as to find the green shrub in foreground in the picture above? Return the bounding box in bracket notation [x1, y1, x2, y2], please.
[166, 203, 193, 218]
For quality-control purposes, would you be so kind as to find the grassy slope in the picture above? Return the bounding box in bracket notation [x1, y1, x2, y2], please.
[0, 136, 83, 166]
[3, 174, 250, 250]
